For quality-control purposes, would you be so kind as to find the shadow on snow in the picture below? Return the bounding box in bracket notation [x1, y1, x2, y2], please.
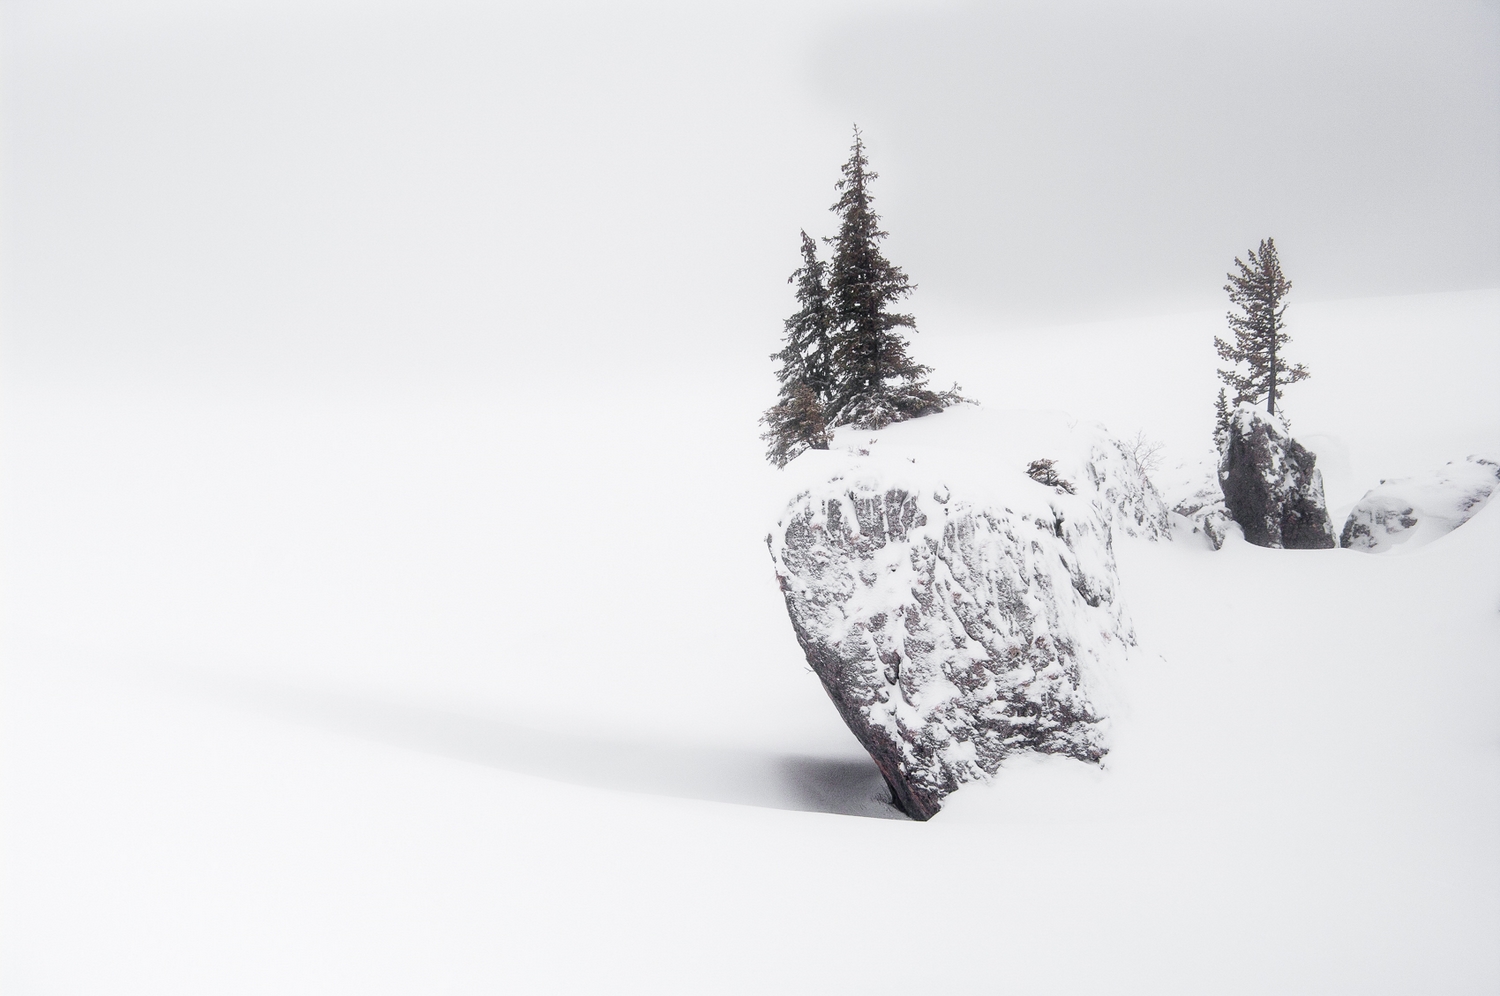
[154, 664, 907, 821]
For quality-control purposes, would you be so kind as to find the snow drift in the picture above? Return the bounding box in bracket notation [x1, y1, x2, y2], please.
[766, 409, 1163, 818]
[1340, 455, 1500, 552]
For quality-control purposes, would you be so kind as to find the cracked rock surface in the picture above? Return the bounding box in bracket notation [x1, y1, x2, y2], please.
[767, 409, 1151, 819]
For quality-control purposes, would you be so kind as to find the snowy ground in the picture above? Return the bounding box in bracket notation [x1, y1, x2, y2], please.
[4, 289, 1497, 992]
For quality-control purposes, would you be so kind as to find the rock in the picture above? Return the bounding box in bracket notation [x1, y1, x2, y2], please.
[1219, 404, 1336, 550]
[1340, 456, 1500, 552]
[767, 409, 1143, 819]
[1083, 437, 1171, 541]
[1172, 483, 1230, 550]
[1155, 454, 1230, 550]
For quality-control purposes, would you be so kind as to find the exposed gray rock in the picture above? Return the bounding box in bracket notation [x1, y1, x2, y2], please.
[766, 409, 1161, 819]
[1219, 404, 1336, 550]
[768, 470, 1132, 819]
[1341, 456, 1500, 552]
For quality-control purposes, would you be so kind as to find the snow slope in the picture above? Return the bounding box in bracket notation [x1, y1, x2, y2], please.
[4, 291, 1499, 993]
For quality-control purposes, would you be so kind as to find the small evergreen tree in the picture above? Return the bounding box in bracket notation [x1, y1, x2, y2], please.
[1213, 387, 1232, 450]
[824, 127, 950, 430]
[778, 231, 836, 408]
[760, 381, 829, 468]
[761, 232, 834, 467]
[1215, 238, 1307, 416]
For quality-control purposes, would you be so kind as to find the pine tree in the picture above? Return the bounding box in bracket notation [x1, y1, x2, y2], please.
[1213, 387, 1232, 450]
[824, 127, 951, 430]
[1215, 238, 1308, 416]
[760, 232, 834, 467]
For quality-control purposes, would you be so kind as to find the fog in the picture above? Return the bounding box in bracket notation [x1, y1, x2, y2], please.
[4, 10, 1498, 988]
[816, 0, 1500, 322]
[3, 0, 1496, 383]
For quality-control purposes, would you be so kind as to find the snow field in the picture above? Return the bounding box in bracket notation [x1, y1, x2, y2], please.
[3, 290, 1498, 993]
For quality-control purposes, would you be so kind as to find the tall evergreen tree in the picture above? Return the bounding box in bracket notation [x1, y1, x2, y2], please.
[824, 127, 949, 430]
[760, 231, 834, 467]
[1215, 237, 1307, 416]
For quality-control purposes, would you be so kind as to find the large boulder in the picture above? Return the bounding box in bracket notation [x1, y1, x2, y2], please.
[766, 409, 1147, 819]
[1219, 404, 1335, 550]
[1341, 456, 1500, 552]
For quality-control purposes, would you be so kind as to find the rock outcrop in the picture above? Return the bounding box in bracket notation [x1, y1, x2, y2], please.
[767, 409, 1147, 819]
[1341, 456, 1500, 552]
[1219, 404, 1335, 550]
[1084, 437, 1171, 541]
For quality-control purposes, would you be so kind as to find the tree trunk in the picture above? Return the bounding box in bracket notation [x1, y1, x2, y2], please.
[1267, 294, 1278, 416]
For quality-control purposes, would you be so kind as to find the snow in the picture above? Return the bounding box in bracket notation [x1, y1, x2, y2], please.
[783, 406, 1169, 539]
[6, 0, 1497, 984]
[1340, 455, 1500, 553]
[4, 290, 1498, 992]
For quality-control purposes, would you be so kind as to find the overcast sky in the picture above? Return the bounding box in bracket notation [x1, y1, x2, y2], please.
[4, 0, 1496, 382]
[815, 1, 1500, 321]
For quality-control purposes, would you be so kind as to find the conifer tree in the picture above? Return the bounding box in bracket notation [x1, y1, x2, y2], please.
[1213, 387, 1232, 450]
[760, 381, 829, 468]
[1215, 238, 1307, 416]
[760, 232, 834, 467]
[778, 231, 836, 408]
[824, 127, 950, 430]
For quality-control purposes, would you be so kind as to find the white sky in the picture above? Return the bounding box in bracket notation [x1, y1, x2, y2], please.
[4, 0, 1496, 382]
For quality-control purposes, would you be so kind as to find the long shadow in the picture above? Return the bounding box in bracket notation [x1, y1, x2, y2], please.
[158, 667, 907, 820]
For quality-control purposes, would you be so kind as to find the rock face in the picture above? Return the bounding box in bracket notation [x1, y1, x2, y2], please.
[1085, 438, 1171, 541]
[767, 409, 1146, 820]
[1219, 404, 1335, 550]
[1341, 456, 1500, 552]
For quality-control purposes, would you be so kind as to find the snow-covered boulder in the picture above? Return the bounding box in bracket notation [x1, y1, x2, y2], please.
[766, 409, 1149, 819]
[1340, 456, 1500, 553]
[1219, 404, 1335, 550]
[1154, 454, 1231, 549]
[1171, 482, 1231, 550]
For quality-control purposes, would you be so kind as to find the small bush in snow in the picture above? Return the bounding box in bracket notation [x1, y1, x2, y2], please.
[1026, 458, 1076, 494]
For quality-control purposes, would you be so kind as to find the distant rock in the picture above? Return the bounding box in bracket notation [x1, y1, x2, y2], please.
[1341, 456, 1500, 553]
[1172, 483, 1230, 550]
[767, 409, 1146, 819]
[1154, 453, 1230, 550]
[1219, 404, 1336, 550]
